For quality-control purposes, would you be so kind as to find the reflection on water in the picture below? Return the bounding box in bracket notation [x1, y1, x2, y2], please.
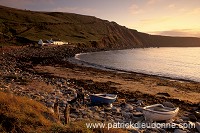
[75, 48, 200, 82]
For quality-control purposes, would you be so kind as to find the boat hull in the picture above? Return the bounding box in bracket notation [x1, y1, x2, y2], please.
[142, 104, 179, 121]
[90, 94, 117, 105]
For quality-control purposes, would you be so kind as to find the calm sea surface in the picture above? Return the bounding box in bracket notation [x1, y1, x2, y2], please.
[74, 48, 200, 82]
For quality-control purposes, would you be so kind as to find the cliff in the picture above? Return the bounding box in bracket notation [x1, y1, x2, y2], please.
[0, 5, 200, 48]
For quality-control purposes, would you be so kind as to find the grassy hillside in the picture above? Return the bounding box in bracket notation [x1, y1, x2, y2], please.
[0, 91, 58, 132]
[0, 5, 200, 47]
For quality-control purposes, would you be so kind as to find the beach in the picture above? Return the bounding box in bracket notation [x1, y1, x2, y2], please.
[0, 45, 200, 132]
[1, 45, 199, 107]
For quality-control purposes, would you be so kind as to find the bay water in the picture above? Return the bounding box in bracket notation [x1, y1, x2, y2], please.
[74, 47, 200, 82]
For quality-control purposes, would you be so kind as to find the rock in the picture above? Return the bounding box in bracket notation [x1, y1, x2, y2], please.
[128, 128, 140, 133]
[136, 107, 143, 112]
[174, 118, 184, 123]
[94, 115, 101, 120]
[157, 92, 170, 97]
[174, 129, 187, 133]
[70, 113, 78, 118]
[132, 116, 144, 122]
[48, 107, 54, 113]
[189, 114, 197, 122]
[122, 112, 132, 119]
[181, 116, 190, 121]
[132, 111, 143, 117]
[111, 107, 121, 113]
[59, 101, 67, 107]
[46, 101, 54, 107]
[114, 118, 123, 122]
[100, 111, 105, 115]
[144, 128, 161, 133]
[81, 110, 88, 115]
[89, 106, 99, 112]
[127, 99, 136, 102]
[196, 122, 200, 132]
[157, 128, 167, 133]
[162, 102, 175, 108]
[104, 106, 112, 112]
[121, 103, 134, 111]
[195, 111, 200, 119]
[136, 100, 143, 105]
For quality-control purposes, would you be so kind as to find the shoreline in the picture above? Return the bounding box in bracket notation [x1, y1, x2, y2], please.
[1, 45, 200, 105]
[70, 55, 200, 84]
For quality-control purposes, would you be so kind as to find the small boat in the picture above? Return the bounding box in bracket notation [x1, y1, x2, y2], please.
[90, 94, 117, 105]
[142, 104, 179, 121]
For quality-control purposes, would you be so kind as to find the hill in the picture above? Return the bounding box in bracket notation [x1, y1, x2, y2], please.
[0, 5, 200, 48]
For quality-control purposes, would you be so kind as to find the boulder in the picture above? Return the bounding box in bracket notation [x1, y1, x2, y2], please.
[196, 122, 200, 132]
[163, 102, 175, 108]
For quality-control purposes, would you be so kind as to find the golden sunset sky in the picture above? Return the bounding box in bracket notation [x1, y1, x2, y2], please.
[1, 0, 200, 37]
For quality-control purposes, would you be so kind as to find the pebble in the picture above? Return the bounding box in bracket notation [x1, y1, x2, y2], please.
[136, 100, 143, 105]
[195, 111, 200, 119]
[196, 122, 200, 132]
[1, 61, 199, 133]
[121, 103, 134, 111]
[127, 99, 136, 102]
[132, 111, 143, 117]
[188, 114, 197, 122]
[162, 102, 175, 108]
[135, 107, 143, 112]
[173, 129, 187, 133]
[129, 128, 140, 133]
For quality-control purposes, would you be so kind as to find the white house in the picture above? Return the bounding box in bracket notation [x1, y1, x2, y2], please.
[38, 39, 43, 46]
[38, 39, 68, 46]
[53, 39, 68, 45]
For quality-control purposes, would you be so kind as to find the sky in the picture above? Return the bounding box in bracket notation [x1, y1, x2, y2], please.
[0, 0, 200, 37]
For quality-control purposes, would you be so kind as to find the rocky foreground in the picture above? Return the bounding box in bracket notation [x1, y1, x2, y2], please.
[0, 45, 200, 133]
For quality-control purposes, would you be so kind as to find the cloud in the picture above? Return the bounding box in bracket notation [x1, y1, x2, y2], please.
[129, 4, 143, 15]
[150, 29, 200, 37]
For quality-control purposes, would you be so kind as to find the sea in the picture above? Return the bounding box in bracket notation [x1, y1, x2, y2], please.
[73, 47, 200, 82]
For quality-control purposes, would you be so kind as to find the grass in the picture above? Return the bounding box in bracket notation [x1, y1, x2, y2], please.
[0, 5, 107, 45]
[0, 91, 128, 132]
[1, 5, 200, 47]
[0, 91, 58, 132]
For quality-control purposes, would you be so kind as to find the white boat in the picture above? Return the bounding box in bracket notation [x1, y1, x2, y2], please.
[142, 104, 179, 121]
